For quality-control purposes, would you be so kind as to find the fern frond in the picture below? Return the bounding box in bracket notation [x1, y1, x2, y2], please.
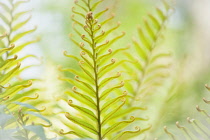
[125, 0, 173, 100]
[0, 0, 50, 139]
[0, 0, 39, 109]
[116, 1, 174, 139]
[164, 84, 210, 140]
[59, 0, 139, 139]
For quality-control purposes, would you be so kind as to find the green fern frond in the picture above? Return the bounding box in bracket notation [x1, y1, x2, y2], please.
[58, 0, 141, 139]
[0, 0, 39, 110]
[164, 84, 210, 140]
[124, 0, 173, 100]
[117, 1, 174, 139]
[0, 0, 48, 108]
[0, 0, 51, 139]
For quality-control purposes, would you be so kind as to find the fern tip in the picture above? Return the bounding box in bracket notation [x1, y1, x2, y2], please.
[68, 100, 73, 106]
[135, 126, 140, 131]
[175, 121, 184, 129]
[205, 84, 210, 90]
[130, 116, 135, 121]
[186, 117, 194, 123]
[203, 97, 210, 104]
[72, 86, 77, 91]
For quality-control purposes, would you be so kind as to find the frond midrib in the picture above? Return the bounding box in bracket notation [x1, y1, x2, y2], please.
[87, 0, 102, 139]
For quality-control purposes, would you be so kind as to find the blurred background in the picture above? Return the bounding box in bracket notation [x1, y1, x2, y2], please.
[17, 0, 210, 139]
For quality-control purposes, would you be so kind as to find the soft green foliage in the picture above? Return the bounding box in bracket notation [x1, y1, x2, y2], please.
[124, 1, 172, 100]
[123, 1, 174, 138]
[0, 0, 209, 140]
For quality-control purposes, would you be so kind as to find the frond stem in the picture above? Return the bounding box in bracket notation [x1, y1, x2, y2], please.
[87, 0, 102, 139]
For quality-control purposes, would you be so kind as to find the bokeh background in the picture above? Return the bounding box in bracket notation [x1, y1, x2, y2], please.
[17, 0, 210, 139]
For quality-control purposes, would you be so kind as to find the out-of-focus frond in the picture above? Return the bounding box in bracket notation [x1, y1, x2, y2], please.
[120, 0, 174, 139]
[124, 0, 173, 103]
[164, 84, 210, 140]
[0, 0, 50, 139]
[0, 0, 38, 108]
